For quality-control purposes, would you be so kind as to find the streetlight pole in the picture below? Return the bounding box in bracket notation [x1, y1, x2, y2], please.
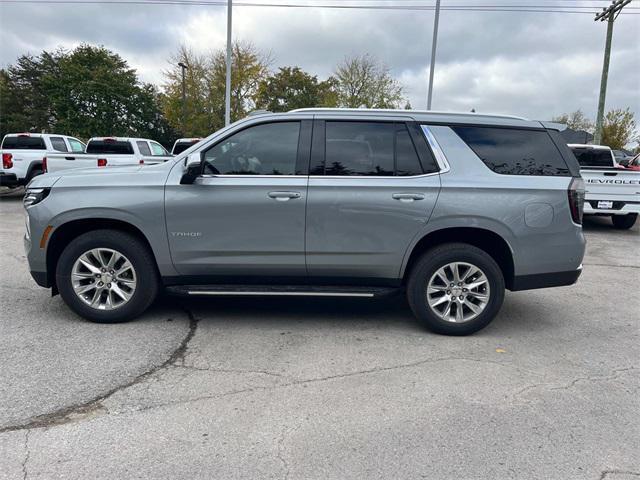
[593, 0, 631, 144]
[426, 0, 440, 110]
[225, 0, 233, 126]
[178, 62, 188, 133]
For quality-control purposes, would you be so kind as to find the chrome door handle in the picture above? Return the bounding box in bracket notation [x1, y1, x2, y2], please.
[268, 191, 301, 201]
[392, 193, 425, 202]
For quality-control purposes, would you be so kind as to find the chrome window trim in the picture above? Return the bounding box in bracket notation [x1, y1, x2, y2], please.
[420, 125, 451, 174]
[198, 172, 440, 179]
[309, 172, 440, 179]
[199, 174, 308, 179]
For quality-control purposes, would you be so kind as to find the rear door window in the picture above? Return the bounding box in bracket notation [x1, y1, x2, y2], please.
[1, 136, 46, 150]
[50, 137, 69, 152]
[325, 122, 394, 176]
[570, 148, 614, 168]
[86, 140, 134, 155]
[452, 126, 571, 176]
[323, 122, 426, 176]
[395, 126, 423, 176]
[136, 141, 152, 156]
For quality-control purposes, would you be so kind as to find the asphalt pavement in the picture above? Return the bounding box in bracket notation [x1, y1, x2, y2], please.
[1, 188, 638, 480]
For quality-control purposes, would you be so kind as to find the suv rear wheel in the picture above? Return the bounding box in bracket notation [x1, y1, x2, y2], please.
[611, 213, 637, 230]
[407, 243, 505, 335]
[56, 230, 159, 323]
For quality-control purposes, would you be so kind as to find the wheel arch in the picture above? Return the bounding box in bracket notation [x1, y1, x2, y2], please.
[46, 218, 159, 289]
[401, 227, 516, 290]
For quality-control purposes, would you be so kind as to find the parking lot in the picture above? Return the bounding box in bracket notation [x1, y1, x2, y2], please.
[0, 188, 638, 480]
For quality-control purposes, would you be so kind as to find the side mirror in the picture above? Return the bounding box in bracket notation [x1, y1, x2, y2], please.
[180, 152, 202, 185]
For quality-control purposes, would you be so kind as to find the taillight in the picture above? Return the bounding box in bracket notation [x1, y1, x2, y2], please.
[97, 158, 107, 167]
[2, 153, 13, 169]
[139, 159, 145, 165]
[568, 177, 585, 225]
[42, 157, 47, 173]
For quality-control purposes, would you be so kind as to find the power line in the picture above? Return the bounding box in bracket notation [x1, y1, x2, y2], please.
[2, 0, 639, 12]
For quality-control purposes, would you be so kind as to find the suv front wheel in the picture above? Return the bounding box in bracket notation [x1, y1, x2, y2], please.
[56, 229, 159, 323]
[407, 243, 505, 335]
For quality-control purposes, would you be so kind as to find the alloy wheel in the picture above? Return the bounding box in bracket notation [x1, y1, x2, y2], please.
[426, 262, 490, 323]
[71, 248, 137, 310]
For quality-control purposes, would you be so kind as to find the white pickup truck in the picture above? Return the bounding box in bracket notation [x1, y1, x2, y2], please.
[46, 137, 173, 173]
[0, 133, 85, 187]
[569, 144, 640, 229]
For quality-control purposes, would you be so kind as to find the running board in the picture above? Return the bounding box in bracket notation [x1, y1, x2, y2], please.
[165, 285, 399, 298]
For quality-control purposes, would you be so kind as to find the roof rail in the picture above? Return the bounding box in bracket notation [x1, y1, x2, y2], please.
[247, 109, 272, 117]
[289, 107, 529, 121]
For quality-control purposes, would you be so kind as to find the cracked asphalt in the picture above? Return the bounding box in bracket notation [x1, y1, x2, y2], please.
[1, 190, 638, 480]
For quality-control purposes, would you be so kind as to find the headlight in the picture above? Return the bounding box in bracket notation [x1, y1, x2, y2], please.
[23, 188, 50, 208]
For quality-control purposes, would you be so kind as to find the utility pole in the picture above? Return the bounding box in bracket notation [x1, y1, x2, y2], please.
[178, 62, 188, 133]
[593, 0, 631, 144]
[225, 0, 233, 126]
[426, 0, 441, 110]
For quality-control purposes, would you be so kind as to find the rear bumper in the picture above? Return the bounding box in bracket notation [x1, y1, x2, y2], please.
[511, 265, 582, 291]
[0, 172, 20, 187]
[584, 200, 640, 216]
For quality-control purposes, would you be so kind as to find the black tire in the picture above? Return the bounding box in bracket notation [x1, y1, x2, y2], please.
[406, 243, 505, 336]
[611, 213, 637, 230]
[56, 229, 159, 323]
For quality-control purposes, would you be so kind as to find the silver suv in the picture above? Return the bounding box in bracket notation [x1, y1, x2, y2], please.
[23, 109, 586, 335]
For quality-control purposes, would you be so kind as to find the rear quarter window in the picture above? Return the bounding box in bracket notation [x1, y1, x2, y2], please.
[1, 136, 46, 150]
[86, 140, 134, 155]
[452, 126, 571, 176]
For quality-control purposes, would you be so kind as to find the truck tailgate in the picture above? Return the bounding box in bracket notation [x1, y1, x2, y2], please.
[581, 168, 640, 214]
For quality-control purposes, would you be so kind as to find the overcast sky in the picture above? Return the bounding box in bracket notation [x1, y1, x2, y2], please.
[0, 0, 638, 122]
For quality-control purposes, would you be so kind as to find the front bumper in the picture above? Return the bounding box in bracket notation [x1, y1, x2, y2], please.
[30, 270, 50, 288]
[511, 265, 582, 291]
[0, 172, 19, 187]
[24, 225, 50, 288]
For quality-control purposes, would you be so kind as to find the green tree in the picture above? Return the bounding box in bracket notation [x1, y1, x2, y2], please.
[209, 41, 271, 123]
[552, 109, 594, 132]
[334, 54, 404, 109]
[0, 50, 63, 137]
[255, 66, 337, 112]
[163, 42, 270, 136]
[0, 45, 173, 144]
[601, 108, 637, 150]
[162, 46, 213, 137]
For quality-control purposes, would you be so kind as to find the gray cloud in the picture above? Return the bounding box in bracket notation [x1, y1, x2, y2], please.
[1, 1, 638, 125]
